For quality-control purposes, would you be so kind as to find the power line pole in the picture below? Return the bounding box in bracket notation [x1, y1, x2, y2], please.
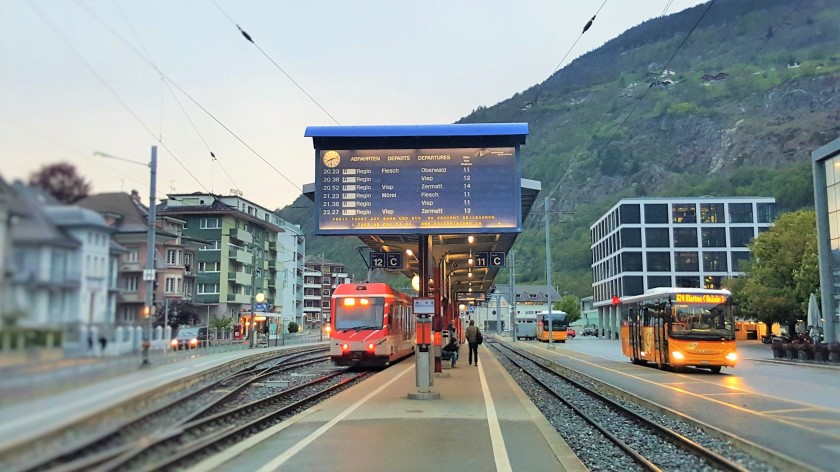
[142, 146, 158, 366]
[545, 197, 554, 350]
[510, 250, 516, 343]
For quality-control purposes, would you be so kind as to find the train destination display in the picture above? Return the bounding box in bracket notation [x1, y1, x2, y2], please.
[315, 147, 520, 234]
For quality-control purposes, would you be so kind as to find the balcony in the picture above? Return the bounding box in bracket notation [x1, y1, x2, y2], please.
[227, 271, 252, 285]
[229, 228, 253, 244]
[267, 279, 276, 288]
[119, 292, 143, 303]
[267, 260, 276, 269]
[120, 261, 142, 272]
[268, 241, 277, 251]
[227, 293, 251, 304]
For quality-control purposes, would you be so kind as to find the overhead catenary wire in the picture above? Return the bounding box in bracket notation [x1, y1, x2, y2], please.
[111, 0, 242, 194]
[590, 0, 717, 158]
[28, 2, 210, 194]
[73, 1, 302, 193]
[525, 0, 609, 111]
[211, 0, 341, 126]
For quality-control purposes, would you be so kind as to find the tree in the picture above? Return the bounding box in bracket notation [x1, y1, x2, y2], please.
[555, 294, 582, 325]
[210, 314, 233, 330]
[28, 162, 92, 204]
[288, 321, 300, 333]
[736, 210, 818, 334]
[155, 300, 201, 329]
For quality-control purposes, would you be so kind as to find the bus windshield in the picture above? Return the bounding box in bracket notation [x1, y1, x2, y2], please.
[541, 319, 567, 330]
[670, 302, 734, 340]
[334, 297, 385, 330]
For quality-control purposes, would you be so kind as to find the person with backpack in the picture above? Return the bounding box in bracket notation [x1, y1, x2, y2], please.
[465, 319, 481, 366]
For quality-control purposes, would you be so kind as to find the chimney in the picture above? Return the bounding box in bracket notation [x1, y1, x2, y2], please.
[131, 189, 141, 203]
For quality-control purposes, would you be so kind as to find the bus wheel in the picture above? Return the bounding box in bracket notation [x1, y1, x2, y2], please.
[709, 366, 722, 374]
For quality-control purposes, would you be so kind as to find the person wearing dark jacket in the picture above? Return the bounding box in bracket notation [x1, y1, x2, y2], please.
[442, 336, 459, 367]
[464, 320, 481, 366]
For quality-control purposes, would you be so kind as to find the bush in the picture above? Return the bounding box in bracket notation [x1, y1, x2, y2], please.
[287, 321, 299, 334]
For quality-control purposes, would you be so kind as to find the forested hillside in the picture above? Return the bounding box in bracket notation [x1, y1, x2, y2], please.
[279, 0, 840, 295]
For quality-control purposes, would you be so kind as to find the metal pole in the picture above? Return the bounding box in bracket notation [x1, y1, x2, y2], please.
[545, 197, 554, 349]
[163, 298, 169, 353]
[142, 146, 157, 366]
[206, 305, 211, 348]
[510, 250, 516, 343]
[248, 243, 257, 348]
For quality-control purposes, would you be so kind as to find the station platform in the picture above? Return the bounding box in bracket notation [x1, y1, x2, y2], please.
[192, 345, 586, 472]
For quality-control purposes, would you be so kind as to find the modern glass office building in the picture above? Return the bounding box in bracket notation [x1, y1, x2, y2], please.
[590, 197, 776, 338]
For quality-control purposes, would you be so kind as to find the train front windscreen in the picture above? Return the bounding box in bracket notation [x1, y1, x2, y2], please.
[334, 297, 385, 330]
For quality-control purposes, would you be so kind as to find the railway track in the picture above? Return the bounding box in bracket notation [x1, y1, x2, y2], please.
[489, 340, 760, 472]
[100, 370, 369, 471]
[9, 346, 329, 472]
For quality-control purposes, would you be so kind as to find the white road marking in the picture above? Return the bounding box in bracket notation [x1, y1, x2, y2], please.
[255, 365, 412, 472]
[478, 361, 513, 472]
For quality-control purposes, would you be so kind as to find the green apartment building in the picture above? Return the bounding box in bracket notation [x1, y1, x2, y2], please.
[158, 193, 297, 320]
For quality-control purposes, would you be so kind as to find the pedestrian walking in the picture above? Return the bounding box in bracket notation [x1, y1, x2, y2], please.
[465, 320, 481, 366]
[87, 334, 94, 352]
[98, 335, 108, 355]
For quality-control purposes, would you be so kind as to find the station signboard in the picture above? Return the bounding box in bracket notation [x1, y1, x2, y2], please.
[315, 147, 520, 235]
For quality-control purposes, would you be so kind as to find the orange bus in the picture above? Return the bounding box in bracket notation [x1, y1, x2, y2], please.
[619, 287, 737, 373]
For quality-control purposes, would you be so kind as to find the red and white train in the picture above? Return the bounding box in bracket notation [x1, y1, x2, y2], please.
[328, 283, 416, 367]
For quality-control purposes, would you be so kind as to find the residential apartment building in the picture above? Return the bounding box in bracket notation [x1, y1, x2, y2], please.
[275, 222, 305, 328]
[158, 193, 304, 325]
[590, 197, 776, 337]
[5, 183, 123, 350]
[78, 191, 202, 328]
[303, 256, 350, 328]
[473, 284, 563, 331]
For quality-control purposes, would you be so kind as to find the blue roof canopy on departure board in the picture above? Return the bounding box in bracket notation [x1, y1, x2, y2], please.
[305, 123, 528, 149]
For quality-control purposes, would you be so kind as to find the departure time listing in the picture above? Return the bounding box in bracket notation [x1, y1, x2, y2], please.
[316, 147, 519, 233]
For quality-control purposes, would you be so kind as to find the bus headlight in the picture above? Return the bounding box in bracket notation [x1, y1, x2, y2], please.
[671, 351, 685, 360]
[726, 352, 738, 362]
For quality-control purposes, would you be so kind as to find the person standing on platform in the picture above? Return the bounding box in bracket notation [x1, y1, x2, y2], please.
[465, 320, 481, 366]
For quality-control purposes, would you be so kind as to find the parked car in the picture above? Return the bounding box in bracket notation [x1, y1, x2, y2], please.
[171, 327, 208, 350]
[567, 328, 576, 338]
[582, 326, 596, 336]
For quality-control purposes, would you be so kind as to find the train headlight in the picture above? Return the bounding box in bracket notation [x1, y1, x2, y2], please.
[671, 351, 685, 360]
[726, 352, 738, 362]
[367, 343, 375, 351]
[342, 343, 349, 351]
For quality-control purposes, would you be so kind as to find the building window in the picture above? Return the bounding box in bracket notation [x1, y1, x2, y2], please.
[198, 283, 220, 294]
[125, 249, 139, 263]
[121, 306, 136, 323]
[322, 289, 330, 296]
[700, 203, 724, 223]
[731, 252, 752, 271]
[620, 228, 641, 248]
[646, 252, 671, 272]
[200, 218, 221, 229]
[674, 251, 699, 272]
[701, 228, 727, 247]
[165, 277, 177, 293]
[619, 204, 641, 224]
[621, 252, 642, 271]
[647, 275, 672, 289]
[124, 275, 139, 292]
[728, 203, 753, 223]
[644, 204, 668, 224]
[673, 228, 698, 247]
[703, 252, 728, 272]
[676, 276, 700, 288]
[198, 261, 220, 272]
[645, 228, 670, 248]
[622, 276, 643, 297]
[672, 203, 696, 223]
[729, 227, 755, 247]
[756, 203, 775, 223]
[200, 240, 221, 250]
[184, 253, 193, 268]
[167, 249, 178, 265]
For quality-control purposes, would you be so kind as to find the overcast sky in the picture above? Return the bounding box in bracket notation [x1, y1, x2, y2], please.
[0, 0, 707, 210]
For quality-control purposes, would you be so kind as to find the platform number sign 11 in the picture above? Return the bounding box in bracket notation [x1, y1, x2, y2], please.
[473, 252, 489, 268]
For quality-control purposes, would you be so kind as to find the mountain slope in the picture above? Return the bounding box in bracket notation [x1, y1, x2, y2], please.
[281, 0, 840, 294]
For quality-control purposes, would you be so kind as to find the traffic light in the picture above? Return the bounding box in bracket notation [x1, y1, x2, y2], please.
[142, 306, 151, 318]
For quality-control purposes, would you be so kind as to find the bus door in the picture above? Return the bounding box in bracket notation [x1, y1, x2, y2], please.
[652, 305, 669, 366]
[629, 307, 642, 360]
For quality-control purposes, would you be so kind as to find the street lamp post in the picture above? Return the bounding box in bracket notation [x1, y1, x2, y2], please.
[95, 146, 157, 365]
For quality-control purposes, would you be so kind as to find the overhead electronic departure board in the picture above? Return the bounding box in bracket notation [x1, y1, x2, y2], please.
[315, 147, 520, 234]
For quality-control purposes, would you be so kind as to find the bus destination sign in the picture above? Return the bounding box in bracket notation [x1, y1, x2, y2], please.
[315, 147, 520, 234]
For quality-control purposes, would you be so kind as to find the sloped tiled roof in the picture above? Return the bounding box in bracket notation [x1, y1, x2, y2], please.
[77, 192, 149, 233]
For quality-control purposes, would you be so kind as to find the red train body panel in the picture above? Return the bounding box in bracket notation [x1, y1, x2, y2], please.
[329, 283, 415, 367]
